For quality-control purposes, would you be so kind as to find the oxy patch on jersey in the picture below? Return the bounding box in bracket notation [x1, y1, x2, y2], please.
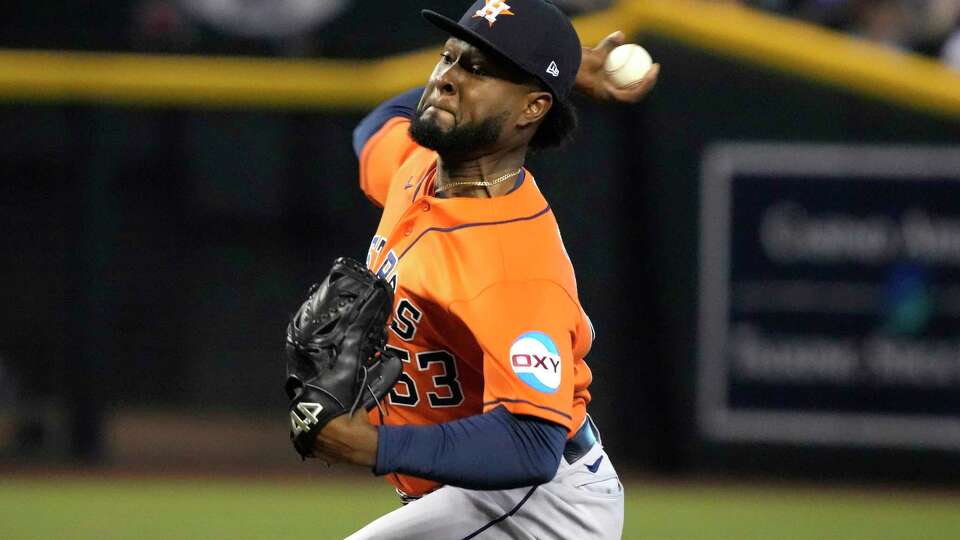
[509, 331, 561, 393]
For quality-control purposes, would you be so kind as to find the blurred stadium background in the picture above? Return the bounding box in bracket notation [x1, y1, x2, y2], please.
[1, 0, 960, 538]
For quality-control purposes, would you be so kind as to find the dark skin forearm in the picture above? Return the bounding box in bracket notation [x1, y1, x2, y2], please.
[314, 412, 378, 466]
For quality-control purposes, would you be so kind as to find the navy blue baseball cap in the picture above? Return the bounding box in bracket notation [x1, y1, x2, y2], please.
[421, 0, 582, 100]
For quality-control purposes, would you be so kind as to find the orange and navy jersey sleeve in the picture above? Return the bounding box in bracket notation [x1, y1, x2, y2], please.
[353, 87, 423, 207]
[357, 118, 420, 207]
[449, 279, 580, 433]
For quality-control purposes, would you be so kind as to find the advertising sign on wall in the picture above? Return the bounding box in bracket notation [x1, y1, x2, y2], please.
[698, 144, 960, 449]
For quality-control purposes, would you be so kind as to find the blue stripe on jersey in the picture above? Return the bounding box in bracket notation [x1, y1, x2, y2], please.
[375, 406, 566, 490]
[397, 205, 551, 261]
[352, 87, 424, 159]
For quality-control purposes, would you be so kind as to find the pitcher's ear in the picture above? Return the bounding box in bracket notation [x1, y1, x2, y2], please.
[518, 91, 553, 128]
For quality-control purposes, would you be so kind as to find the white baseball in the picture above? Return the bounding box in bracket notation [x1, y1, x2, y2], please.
[603, 44, 653, 89]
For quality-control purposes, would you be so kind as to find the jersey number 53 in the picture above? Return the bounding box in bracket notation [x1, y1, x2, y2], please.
[386, 298, 465, 408]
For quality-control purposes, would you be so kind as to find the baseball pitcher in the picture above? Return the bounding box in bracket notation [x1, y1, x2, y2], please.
[282, 1, 659, 538]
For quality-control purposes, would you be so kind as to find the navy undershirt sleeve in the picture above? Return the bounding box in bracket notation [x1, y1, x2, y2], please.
[352, 87, 424, 158]
[375, 406, 567, 490]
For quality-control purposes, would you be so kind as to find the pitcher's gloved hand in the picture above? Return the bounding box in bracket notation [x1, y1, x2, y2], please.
[284, 257, 402, 460]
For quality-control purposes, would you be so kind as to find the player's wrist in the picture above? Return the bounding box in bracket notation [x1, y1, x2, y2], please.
[315, 413, 379, 467]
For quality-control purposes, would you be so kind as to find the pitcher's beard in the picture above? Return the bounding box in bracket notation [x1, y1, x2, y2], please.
[409, 111, 507, 155]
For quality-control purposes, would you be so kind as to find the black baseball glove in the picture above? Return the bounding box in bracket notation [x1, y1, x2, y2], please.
[284, 257, 402, 459]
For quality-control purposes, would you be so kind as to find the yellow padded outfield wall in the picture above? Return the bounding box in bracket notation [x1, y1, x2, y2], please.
[0, 0, 958, 116]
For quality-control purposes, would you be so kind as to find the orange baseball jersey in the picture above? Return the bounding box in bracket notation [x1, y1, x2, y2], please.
[360, 117, 594, 497]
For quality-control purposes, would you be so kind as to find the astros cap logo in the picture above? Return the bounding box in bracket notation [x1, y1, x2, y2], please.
[473, 0, 515, 27]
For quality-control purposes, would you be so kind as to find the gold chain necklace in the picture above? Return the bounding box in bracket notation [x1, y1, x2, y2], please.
[434, 168, 522, 193]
